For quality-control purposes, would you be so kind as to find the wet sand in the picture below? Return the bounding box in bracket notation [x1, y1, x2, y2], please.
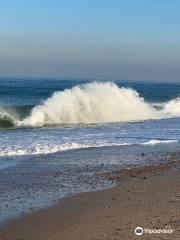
[0, 162, 180, 240]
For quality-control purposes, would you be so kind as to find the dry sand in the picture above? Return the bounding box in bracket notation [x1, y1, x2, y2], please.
[0, 162, 180, 240]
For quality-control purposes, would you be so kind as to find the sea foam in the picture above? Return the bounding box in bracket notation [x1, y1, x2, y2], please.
[1, 82, 180, 127]
[21, 82, 160, 125]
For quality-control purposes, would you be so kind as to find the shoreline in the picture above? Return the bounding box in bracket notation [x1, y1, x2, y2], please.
[0, 160, 180, 239]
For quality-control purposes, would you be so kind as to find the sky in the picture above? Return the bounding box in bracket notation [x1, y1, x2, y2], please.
[0, 0, 180, 81]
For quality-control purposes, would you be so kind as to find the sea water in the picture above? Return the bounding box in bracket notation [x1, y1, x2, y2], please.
[0, 79, 180, 223]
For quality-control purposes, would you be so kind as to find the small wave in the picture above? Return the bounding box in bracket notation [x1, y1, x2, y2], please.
[0, 105, 33, 128]
[0, 118, 15, 128]
[0, 143, 85, 157]
[0, 142, 132, 157]
[0, 139, 178, 157]
[142, 139, 178, 145]
[163, 98, 180, 117]
[0, 107, 18, 128]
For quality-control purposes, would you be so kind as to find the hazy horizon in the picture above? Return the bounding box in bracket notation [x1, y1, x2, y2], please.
[1, 0, 180, 81]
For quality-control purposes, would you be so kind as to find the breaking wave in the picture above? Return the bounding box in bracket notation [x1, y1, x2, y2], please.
[1, 82, 180, 127]
[0, 105, 32, 128]
[20, 82, 180, 125]
[0, 107, 19, 128]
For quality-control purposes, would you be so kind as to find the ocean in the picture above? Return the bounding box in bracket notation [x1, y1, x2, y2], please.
[0, 79, 180, 223]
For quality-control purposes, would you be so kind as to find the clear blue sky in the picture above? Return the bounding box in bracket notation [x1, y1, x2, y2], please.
[0, 0, 180, 81]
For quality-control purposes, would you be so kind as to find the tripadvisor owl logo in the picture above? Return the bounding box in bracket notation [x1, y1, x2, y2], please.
[135, 227, 144, 236]
[135, 226, 173, 236]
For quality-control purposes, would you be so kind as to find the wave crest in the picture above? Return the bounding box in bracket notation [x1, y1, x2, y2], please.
[163, 97, 180, 117]
[0, 107, 18, 127]
[21, 82, 160, 125]
[1, 82, 180, 127]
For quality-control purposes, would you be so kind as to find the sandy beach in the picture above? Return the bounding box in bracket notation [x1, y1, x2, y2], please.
[0, 161, 179, 240]
[1, 1, 180, 239]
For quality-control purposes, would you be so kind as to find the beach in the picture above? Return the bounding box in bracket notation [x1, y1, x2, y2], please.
[1, 0, 180, 239]
[0, 160, 179, 240]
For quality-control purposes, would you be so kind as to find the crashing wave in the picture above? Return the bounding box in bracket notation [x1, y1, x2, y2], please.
[0, 107, 18, 127]
[21, 82, 160, 125]
[1, 82, 180, 127]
